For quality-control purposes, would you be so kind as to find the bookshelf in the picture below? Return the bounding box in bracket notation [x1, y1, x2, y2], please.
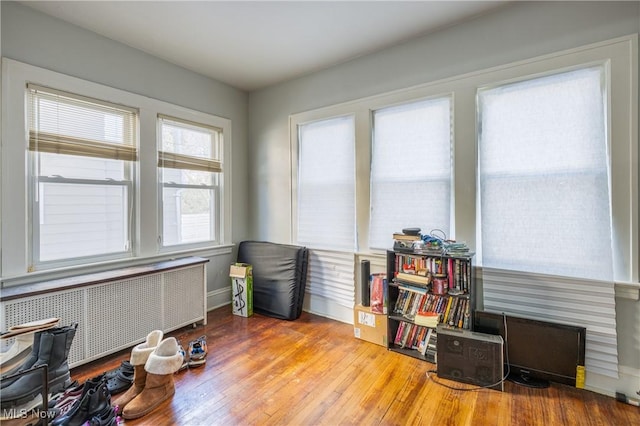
[386, 249, 475, 363]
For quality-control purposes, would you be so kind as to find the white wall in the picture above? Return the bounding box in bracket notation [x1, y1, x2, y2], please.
[0, 1, 249, 300]
[248, 1, 640, 398]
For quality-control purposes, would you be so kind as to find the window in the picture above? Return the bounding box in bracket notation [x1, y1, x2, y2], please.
[159, 116, 222, 248]
[296, 116, 356, 251]
[370, 97, 453, 250]
[478, 66, 612, 281]
[27, 84, 137, 268]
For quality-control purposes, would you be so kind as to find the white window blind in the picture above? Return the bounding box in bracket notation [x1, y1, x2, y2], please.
[27, 84, 137, 266]
[297, 116, 356, 314]
[478, 66, 618, 378]
[478, 66, 613, 281]
[369, 97, 452, 250]
[159, 115, 222, 247]
[296, 116, 356, 252]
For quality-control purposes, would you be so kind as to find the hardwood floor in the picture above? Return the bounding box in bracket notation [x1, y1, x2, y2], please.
[71, 307, 639, 426]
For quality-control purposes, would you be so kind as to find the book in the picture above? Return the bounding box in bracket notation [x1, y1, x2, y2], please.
[396, 272, 430, 286]
[419, 327, 433, 355]
[393, 233, 421, 241]
[415, 311, 440, 327]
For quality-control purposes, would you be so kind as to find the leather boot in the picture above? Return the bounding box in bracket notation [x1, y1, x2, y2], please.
[0, 323, 77, 407]
[87, 403, 118, 426]
[112, 329, 163, 411]
[51, 377, 110, 426]
[50, 374, 104, 421]
[122, 337, 183, 420]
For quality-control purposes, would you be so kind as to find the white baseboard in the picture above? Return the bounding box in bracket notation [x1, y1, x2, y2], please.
[585, 364, 640, 399]
[303, 293, 353, 324]
[207, 287, 231, 311]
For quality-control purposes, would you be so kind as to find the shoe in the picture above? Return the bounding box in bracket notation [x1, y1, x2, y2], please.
[0, 334, 34, 374]
[176, 343, 188, 372]
[51, 376, 110, 426]
[0, 323, 77, 408]
[1, 329, 46, 389]
[49, 380, 82, 410]
[106, 367, 134, 395]
[111, 330, 163, 412]
[187, 336, 207, 367]
[104, 360, 133, 380]
[0, 317, 60, 339]
[122, 337, 183, 420]
[105, 360, 135, 395]
[86, 402, 119, 426]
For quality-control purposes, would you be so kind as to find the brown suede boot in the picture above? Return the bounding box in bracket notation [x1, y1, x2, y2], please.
[122, 337, 183, 420]
[112, 330, 163, 411]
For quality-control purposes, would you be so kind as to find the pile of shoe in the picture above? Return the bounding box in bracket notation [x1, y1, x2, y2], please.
[1, 322, 78, 410]
[104, 360, 134, 395]
[177, 335, 208, 371]
[114, 330, 183, 420]
[49, 374, 119, 426]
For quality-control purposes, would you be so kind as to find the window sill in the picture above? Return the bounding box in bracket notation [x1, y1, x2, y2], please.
[0, 244, 234, 289]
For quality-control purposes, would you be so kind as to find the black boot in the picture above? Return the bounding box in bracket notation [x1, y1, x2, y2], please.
[51, 377, 111, 426]
[49, 374, 103, 417]
[0, 329, 45, 389]
[87, 402, 118, 426]
[0, 323, 77, 407]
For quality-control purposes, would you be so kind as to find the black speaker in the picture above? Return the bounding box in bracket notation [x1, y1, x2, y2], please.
[361, 260, 370, 306]
[436, 325, 504, 391]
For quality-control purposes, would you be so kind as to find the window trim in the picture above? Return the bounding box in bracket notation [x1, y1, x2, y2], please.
[289, 34, 637, 284]
[157, 114, 225, 251]
[1, 58, 233, 280]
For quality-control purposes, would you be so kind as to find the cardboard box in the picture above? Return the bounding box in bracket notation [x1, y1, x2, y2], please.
[353, 304, 388, 347]
[230, 263, 253, 317]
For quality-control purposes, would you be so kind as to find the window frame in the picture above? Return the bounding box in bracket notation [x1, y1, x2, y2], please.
[476, 64, 613, 280]
[289, 35, 637, 285]
[295, 114, 357, 252]
[1, 59, 233, 281]
[369, 95, 454, 250]
[157, 115, 224, 250]
[26, 85, 138, 270]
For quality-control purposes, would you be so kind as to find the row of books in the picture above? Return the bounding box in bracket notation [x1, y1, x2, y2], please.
[393, 286, 448, 319]
[394, 254, 471, 294]
[393, 321, 438, 361]
[445, 297, 471, 329]
[393, 285, 472, 330]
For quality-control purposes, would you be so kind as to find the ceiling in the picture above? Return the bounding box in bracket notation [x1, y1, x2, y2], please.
[21, 1, 510, 91]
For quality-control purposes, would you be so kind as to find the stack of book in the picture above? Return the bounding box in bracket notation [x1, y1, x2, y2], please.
[392, 232, 421, 252]
[414, 311, 440, 328]
[444, 241, 470, 256]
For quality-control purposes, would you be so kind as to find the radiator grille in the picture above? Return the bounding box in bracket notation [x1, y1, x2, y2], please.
[85, 275, 164, 362]
[1, 262, 206, 368]
[3, 289, 85, 365]
[163, 267, 205, 330]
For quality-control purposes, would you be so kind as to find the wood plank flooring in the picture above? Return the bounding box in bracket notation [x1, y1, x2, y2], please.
[71, 307, 639, 425]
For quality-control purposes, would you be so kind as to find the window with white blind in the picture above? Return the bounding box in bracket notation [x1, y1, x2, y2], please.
[27, 84, 137, 268]
[477, 65, 622, 379]
[296, 116, 356, 251]
[159, 115, 222, 248]
[477, 66, 612, 281]
[369, 96, 453, 250]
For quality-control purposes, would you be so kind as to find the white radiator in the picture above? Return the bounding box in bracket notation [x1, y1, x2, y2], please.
[1, 258, 207, 368]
